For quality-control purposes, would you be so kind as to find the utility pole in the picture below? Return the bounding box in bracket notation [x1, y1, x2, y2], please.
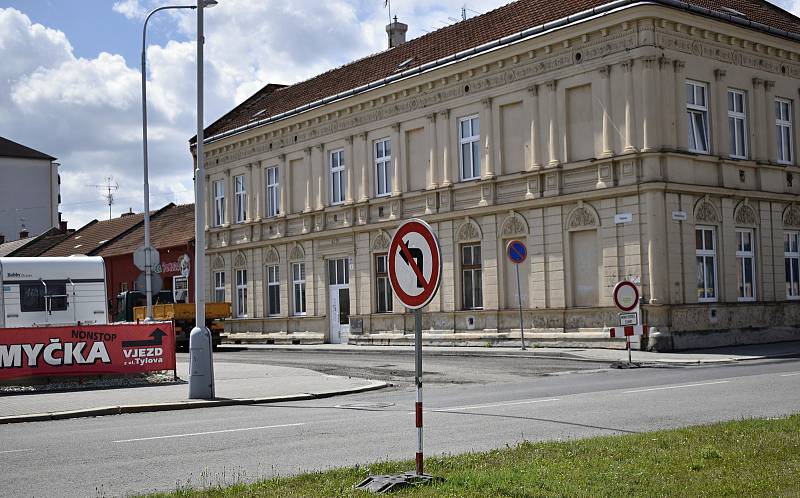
[87, 176, 119, 219]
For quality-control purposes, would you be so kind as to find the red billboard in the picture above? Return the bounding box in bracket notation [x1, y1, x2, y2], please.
[0, 323, 176, 381]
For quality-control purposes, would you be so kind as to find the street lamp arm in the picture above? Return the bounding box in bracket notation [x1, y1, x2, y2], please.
[142, 5, 197, 63]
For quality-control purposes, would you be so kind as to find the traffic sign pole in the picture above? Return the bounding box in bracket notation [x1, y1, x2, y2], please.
[515, 264, 526, 351]
[414, 308, 424, 475]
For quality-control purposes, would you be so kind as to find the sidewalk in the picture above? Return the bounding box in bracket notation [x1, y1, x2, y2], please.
[219, 340, 800, 365]
[0, 361, 387, 425]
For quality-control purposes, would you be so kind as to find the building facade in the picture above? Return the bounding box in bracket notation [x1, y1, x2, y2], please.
[0, 137, 60, 242]
[197, 0, 800, 350]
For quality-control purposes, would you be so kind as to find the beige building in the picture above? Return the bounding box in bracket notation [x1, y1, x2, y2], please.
[195, 0, 800, 351]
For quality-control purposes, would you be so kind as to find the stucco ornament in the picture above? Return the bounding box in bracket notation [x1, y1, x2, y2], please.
[456, 218, 482, 242]
[211, 255, 225, 270]
[264, 246, 280, 264]
[289, 243, 305, 261]
[371, 231, 391, 251]
[695, 198, 720, 224]
[501, 212, 529, 237]
[734, 203, 759, 226]
[232, 251, 247, 268]
[784, 205, 800, 227]
[567, 206, 597, 229]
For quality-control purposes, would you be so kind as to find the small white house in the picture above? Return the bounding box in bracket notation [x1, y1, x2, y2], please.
[0, 257, 108, 328]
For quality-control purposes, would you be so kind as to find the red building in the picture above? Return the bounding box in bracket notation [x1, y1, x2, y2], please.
[97, 204, 196, 306]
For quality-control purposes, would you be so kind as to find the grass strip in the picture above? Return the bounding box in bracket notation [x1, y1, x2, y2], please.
[147, 414, 800, 497]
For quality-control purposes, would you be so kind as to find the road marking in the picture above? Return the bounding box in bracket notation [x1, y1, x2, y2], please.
[0, 449, 32, 455]
[780, 372, 800, 377]
[623, 380, 730, 394]
[113, 423, 304, 443]
[418, 398, 561, 413]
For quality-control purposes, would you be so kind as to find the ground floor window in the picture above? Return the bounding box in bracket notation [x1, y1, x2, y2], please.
[461, 243, 483, 309]
[292, 263, 306, 315]
[375, 254, 392, 313]
[785, 231, 800, 299]
[736, 229, 755, 301]
[267, 265, 280, 316]
[696, 226, 718, 302]
[214, 271, 225, 302]
[236, 269, 247, 317]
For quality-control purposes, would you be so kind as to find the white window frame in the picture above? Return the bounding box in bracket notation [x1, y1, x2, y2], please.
[461, 243, 483, 310]
[266, 265, 280, 316]
[375, 254, 393, 313]
[696, 226, 718, 303]
[459, 115, 481, 180]
[265, 166, 280, 218]
[234, 174, 247, 223]
[776, 98, 794, 165]
[292, 262, 307, 316]
[330, 149, 345, 205]
[687, 81, 710, 154]
[736, 228, 756, 302]
[213, 179, 225, 227]
[235, 269, 247, 318]
[727, 89, 748, 159]
[785, 231, 800, 299]
[374, 138, 392, 197]
[213, 271, 225, 303]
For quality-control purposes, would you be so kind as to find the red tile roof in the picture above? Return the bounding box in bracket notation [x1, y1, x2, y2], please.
[97, 204, 195, 257]
[42, 215, 143, 257]
[198, 0, 800, 144]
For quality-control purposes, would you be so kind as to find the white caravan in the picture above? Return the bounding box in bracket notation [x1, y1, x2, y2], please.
[0, 257, 108, 328]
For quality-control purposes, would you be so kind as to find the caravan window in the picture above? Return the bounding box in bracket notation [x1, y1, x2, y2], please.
[20, 282, 68, 312]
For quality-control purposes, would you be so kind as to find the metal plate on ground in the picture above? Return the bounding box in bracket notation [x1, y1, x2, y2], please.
[355, 472, 440, 494]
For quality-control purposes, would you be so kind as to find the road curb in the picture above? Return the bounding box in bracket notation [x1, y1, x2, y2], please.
[0, 380, 388, 425]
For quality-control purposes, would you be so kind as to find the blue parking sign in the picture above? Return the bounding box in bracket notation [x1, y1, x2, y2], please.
[506, 239, 527, 265]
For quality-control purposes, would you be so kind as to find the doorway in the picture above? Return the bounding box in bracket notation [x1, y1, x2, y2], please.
[328, 258, 350, 344]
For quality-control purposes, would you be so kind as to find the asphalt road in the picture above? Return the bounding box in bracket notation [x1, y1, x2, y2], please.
[1, 354, 799, 498]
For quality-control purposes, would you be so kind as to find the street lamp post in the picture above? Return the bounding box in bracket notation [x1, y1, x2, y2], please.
[140, 1, 216, 321]
[188, 0, 217, 399]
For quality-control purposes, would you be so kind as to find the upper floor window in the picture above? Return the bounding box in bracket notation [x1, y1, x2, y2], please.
[687, 81, 710, 154]
[696, 226, 718, 302]
[736, 229, 756, 301]
[213, 180, 225, 227]
[375, 139, 392, 197]
[330, 149, 345, 205]
[234, 174, 247, 223]
[728, 89, 748, 159]
[776, 98, 794, 164]
[459, 115, 481, 180]
[785, 232, 800, 299]
[265, 166, 280, 218]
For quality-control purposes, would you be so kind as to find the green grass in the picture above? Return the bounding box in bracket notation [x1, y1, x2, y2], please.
[147, 415, 800, 497]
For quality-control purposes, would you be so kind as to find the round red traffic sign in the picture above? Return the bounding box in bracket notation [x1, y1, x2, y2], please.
[388, 219, 442, 310]
[613, 280, 639, 312]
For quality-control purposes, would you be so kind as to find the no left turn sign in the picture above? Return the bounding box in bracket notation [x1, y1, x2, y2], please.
[388, 219, 442, 310]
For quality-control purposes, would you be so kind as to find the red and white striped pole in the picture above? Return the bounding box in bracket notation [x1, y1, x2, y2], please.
[414, 308, 424, 475]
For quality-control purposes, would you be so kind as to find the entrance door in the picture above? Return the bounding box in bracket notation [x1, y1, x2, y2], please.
[328, 258, 350, 344]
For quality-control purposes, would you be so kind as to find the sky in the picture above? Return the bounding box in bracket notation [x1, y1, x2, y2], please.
[1, 0, 799, 231]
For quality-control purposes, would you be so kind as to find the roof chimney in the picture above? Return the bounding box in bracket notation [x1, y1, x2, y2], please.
[0, 234, 5, 244]
[19, 228, 29, 239]
[120, 208, 135, 218]
[386, 16, 408, 48]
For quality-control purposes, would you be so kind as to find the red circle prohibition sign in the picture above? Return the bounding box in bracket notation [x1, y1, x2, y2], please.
[613, 280, 640, 312]
[388, 219, 442, 309]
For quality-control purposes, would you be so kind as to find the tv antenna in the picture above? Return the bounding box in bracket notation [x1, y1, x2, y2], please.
[87, 176, 119, 220]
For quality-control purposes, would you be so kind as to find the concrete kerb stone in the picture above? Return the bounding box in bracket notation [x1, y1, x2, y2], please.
[0, 380, 388, 425]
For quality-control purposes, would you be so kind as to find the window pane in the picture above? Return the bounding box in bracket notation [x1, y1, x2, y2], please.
[696, 256, 706, 298]
[705, 257, 716, 298]
[460, 119, 469, 138]
[472, 141, 481, 178]
[474, 270, 483, 308]
[686, 83, 694, 105]
[695, 229, 704, 250]
[727, 91, 734, 112]
[473, 245, 482, 264]
[463, 271, 473, 309]
[461, 143, 471, 178]
[462, 246, 471, 265]
[472, 117, 479, 136]
[329, 260, 336, 285]
[688, 114, 697, 150]
[704, 229, 714, 251]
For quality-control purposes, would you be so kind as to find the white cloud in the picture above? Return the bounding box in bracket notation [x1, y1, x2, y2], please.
[1, 1, 511, 229]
